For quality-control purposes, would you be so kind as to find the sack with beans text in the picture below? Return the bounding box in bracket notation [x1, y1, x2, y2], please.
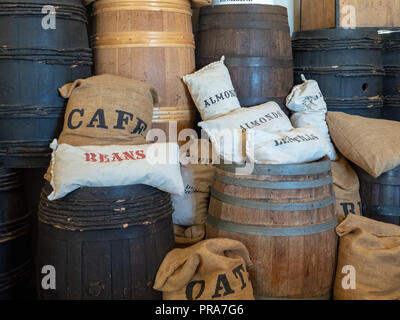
[246, 125, 330, 164]
[183, 56, 241, 121]
[172, 164, 215, 226]
[48, 140, 184, 200]
[198, 102, 293, 163]
[334, 215, 400, 300]
[331, 155, 362, 222]
[153, 238, 254, 300]
[58, 74, 158, 146]
[327, 112, 400, 177]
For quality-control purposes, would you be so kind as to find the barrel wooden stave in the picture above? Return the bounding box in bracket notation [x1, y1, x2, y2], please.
[92, 0, 196, 138]
[355, 165, 400, 226]
[196, 4, 293, 110]
[207, 161, 338, 300]
[37, 183, 175, 300]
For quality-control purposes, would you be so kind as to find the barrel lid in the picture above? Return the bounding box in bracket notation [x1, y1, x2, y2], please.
[293, 28, 382, 42]
[200, 4, 288, 16]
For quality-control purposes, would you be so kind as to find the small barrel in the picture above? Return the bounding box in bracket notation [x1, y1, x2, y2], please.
[0, 0, 92, 168]
[382, 32, 400, 121]
[355, 165, 400, 226]
[196, 4, 293, 111]
[207, 159, 338, 300]
[0, 168, 32, 299]
[292, 28, 384, 118]
[91, 0, 196, 141]
[37, 183, 175, 300]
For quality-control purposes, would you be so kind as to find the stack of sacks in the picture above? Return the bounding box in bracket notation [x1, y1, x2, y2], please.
[46, 74, 184, 200]
[183, 57, 330, 165]
[173, 139, 216, 246]
[334, 215, 400, 300]
[153, 238, 255, 300]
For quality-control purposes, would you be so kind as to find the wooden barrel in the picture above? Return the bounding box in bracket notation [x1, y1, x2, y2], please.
[91, 0, 196, 141]
[207, 159, 338, 300]
[37, 183, 175, 300]
[0, 168, 32, 299]
[196, 4, 293, 111]
[382, 32, 400, 121]
[0, 0, 92, 168]
[292, 28, 384, 119]
[355, 165, 400, 226]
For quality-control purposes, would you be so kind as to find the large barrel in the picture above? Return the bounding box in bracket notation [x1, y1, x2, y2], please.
[91, 0, 196, 141]
[37, 183, 175, 300]
[355, 165, 400, 226]
[292, 28, 384, 119]
[0, 168, 32, 299]
[0, 0, 92, 168]
[382, 32, 400, 121]
[196, 4, 293, 111]
[207, 159, 338, 300]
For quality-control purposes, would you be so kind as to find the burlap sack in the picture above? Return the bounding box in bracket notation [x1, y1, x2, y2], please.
[326, 112, 400, 178]
[58, 74, 158, 146]
[334, 214, 400, 300]
[174, 225, 206, 247]
[331, 155, 362, 222]
[153, 238, 255, 300]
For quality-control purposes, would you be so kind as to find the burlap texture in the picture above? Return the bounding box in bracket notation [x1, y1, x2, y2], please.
[153, 238, 254, 300]
[334, 214, 400, 300]
[327, 112, 400, 178]
[331, 154, 362, 222]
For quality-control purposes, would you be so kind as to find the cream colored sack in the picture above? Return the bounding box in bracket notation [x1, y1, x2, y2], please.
[327, 112, 400, 178]
[153, 238, 254, 300]
[334, 215, 400, 300]
[246, 125, 330, 164]
[172, 164, 215, 226]
[331, 155, 362, 222]
[199, 102, 293, 164]
[183, 56, 241, 121]
[48, 140, 184, 200]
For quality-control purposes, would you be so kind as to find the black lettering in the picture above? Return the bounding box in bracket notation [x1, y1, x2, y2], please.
[185, 280, 205, 300]
[224, 91, 230, 99]
[131, 118, 148, 135]
[87, 109, 108, 129]
[204, 100, 211, 108]
[67, 108, 84, 129]
[212, 274, 235, 299]
[215, 93, 224, 102]
[114, 110, 134, 130]
[232, 264, 247, 290]
[210, 97, 217, 104]
[340, 202, 355, 216]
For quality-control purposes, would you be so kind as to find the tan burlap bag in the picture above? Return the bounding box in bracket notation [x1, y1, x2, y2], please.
[331, 154, 362, 222]
[153, 238, 254, 300]
[326, 112, 400, 178]
[334, 215, 400, 300]
[174, 225, 206, 247]
[58, 74, 158, 146]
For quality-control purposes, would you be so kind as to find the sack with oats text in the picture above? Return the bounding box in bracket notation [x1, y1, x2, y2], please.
[153, 238, 254, 300]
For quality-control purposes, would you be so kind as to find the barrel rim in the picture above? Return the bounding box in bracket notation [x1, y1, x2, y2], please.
[200, 4, 288, 16]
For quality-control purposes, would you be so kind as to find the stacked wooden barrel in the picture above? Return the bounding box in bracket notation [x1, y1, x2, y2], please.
[91, 0, 196, 140]
[382, 32, 400, 121]
[0, 0, 92, 168]
[196, 4, 293, 112]
[37, 183, 174, 300]
[207, 158, 338, 300]
[292, 28, 384, 119]
[0, 168, 32, 299]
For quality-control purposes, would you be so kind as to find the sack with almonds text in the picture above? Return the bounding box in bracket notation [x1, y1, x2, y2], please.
[334, 214, 400, 300]
[153, 238, 254, 300]
[58, 74, 158, 146]
[331, 154, 362, 222]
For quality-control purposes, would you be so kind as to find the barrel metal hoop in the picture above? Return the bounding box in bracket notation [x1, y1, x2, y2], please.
[364, 206, 400, 217]
[215, 173, 333, 190]
[216, 159, 331, 176]
[255, 293, 331, 300]
[207, 214, 338, 237]
[358, 172, 400, 186]
[211, 189, 335, 211]
[198, 56, 293, 68]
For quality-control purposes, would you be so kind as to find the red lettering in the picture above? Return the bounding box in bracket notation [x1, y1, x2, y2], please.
[85, 153, 97, 162]
[111, 153, 124, 162]
[135, 150, 146, 160]
[99, 154, 110, 163]
[122, 151, 137, 161]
